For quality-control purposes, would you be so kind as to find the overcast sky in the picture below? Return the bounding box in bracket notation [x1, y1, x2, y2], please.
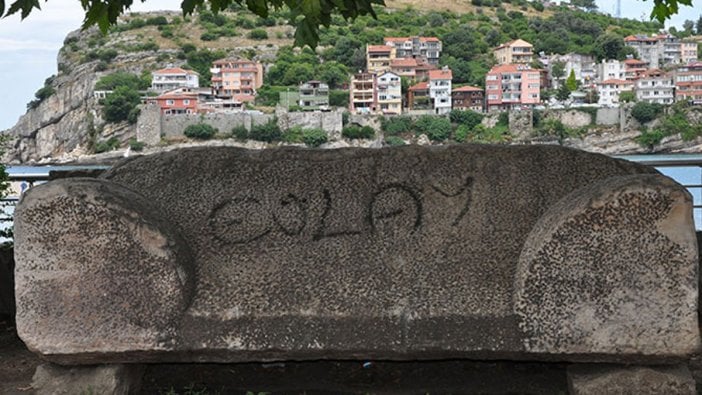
[0, 0, 698, 130]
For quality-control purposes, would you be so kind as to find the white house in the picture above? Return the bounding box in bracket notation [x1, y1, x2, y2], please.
[429, 67, 453, 115]
[376, 71, 402, 114]
[597, 79, 633, 107]
[151, 66, 200, 92]
[635, 69, 675, 104]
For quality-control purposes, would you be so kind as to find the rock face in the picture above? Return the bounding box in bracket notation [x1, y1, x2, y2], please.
[567, 364, 696, 395]
[13, 145, 700, 364]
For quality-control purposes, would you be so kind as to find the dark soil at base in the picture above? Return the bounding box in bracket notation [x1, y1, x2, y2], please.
[0, 316, 40, 395]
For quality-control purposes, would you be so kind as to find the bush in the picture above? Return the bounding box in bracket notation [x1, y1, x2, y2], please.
[95, 71, 149, 90]
[283, 127, 304, 143]
[184, 123, 218, 140]
[384, 136, 406, 146]
[635, 128, 666, 148]
[128, 138, 145, 151]
[449, 109, 484, 129]
[631, 101, 663, 124]
[201, 32, 218, 41]
[302, 129, 328, 147]
[145, 16, 168, 26]
[497, 111, 509, 127]
[231, 125, 249, 140]
[329, 90, 349, 107]
[249, 119, 282, 142]
[248, 29, 268, 40]
[454, 124, 471, 143]
[381, 116, 413, 135]
[414, 115, 452, 141]
[103, 86, 141, 123]
[95, 137, 121, 153]
[342, 125, 375, 139]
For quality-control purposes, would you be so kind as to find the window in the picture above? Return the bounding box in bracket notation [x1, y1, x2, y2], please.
[166, 100, 174, 105]
[183, 100, 190, 105]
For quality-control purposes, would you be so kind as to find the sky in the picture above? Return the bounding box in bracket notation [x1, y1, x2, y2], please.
[0, 0, 699, 131]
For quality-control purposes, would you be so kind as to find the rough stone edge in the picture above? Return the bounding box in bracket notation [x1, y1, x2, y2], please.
[567, 364, 696, 395]
[32, 363, 145, 395]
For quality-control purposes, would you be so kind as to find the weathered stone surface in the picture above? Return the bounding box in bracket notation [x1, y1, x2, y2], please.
[515, 175, 699, 356]
[32, 363, 144, 395]
[15, 178, 195, 359]
[567, 364, 696, 395]
[13, 145, 699, 364]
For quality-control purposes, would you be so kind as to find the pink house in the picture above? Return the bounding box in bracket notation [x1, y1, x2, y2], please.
[485, 64, 540, 111]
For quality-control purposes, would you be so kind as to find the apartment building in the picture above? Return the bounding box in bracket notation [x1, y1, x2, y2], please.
[210, 58, 264, 101]
[376, 72, 402, 114]
[597, 79, 634, 107]
[635, 69, 675, 104]
[366, 45, 396, 74]
[389, 57, 437, 80]
[408, 82, 431, 111]
[384, 36, 442, 65]
[541, 53, 596, 87]
[452, 86, 484, 112]
[676, 61, 702, 105]
[623, 58, 649, 80]
[485, 64, 540, 111]
[494, 39, 534, 65]
[624, 33, 698, 68]
[429, 68, 453, 115]
[349, 72, 376, 113]
[151, 67, 199, 92]
[298, 81, 330, 110]
[597, 59, 625, 81]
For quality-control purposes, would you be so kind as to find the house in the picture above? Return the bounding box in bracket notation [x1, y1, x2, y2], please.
[635, 69, 675, 104]
[298, 81, 330, 110]
[675, 61, 702, 105]
[485, 64, 540, 111]
[384, 36, 442, 65]
[376, 72, 402, 114]
[210, 58, 264, 102]
[597, 79, 634, 107]
[494, 39, 534, 65]
[622, 58, 649, 80]
[624, 33, 698, 68]
[349, 72, 376, 113]
[150, 88, 199, 115]
[597, 59, 626, 82]
[452, 86, 484, 112]
[408, 81, 431, 111]
[389, 58, 427, 79]
[429, 68, 453, 115]
[151, 67, 199, 92]
[366, 45, 396, 74]
[541, 53, 597, 88]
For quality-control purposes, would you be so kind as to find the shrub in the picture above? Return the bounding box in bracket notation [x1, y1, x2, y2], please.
[201, 32, 218, 41]
[145, 16, 168, 26]
[381, 116, 412, 135]
[231, 125, 249, 140]
[497, 111, 509, 127]
[631, 101, 663, 124]
[248, 28, 269, 40]
[103, 86, 141, 123]
[454, 124, 471, 143]
[283, 127, 304, 143]
[635, 128, 666, 148]
[342, 125, 375, 139]
[384, 136, 406, 146]
[414, 115, 451, 141]
[449, 109, 484, 129]
[184, 123, 218, 140]
[249, 119, 281, 142]
[95, 137, 121, 153]
[302, 129, 328, 147]
[128, 138, 145, 151]
[329, 90, 349, 107]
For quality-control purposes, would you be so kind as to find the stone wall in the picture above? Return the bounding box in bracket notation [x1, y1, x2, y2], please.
[160, 112, 274, 138]
[136, 104, 161, 146]
[596, 108, 620, 126]
[276, 110, 344, 140]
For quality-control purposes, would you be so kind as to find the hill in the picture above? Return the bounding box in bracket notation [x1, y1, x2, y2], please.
[0, 2, 672, 163]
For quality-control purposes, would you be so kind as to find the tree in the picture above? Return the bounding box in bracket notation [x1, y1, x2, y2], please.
[697, 15, 702, 34]
[619, 91, 636, 103]
[555, 84, 571, 101]
[0, 0, 693, 47]
[565, 69, 578, 92]
[570, 0, 598, 11]
[103, 86, 141, 124]
[593, 33, 627, 61]
[683, 19, 695, 36]
[551, 61, 566, 87]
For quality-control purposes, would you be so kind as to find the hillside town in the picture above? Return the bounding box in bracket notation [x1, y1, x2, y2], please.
[138, 32, 701, 117]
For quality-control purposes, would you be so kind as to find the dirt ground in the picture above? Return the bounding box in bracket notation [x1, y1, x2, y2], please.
[0, 317, 40, 395]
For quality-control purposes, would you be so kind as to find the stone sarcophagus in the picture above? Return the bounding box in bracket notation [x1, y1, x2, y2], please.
[14, 146, 700, 364]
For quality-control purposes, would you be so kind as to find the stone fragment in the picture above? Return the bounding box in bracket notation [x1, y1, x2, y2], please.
[567, 364, 696, 395]
[13, 146, 699, 363]
[32, 363, 144, 395]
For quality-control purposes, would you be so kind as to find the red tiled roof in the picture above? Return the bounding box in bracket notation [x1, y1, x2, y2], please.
[367, 45, 393, 52]
[420, 37, 440, 42]
[640, 68, 667, 77]
[213, 58, 258, 66]
[623, 59, 647, 65]
[429, 69, 452, 80]
[409, 81, 429, 91]
[391, 58, 420, 67]
[384, 37, 409, 42]
[453, 85, 483, 92]
[488, 64, 532, 74]
[153, 67, 198, 75]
